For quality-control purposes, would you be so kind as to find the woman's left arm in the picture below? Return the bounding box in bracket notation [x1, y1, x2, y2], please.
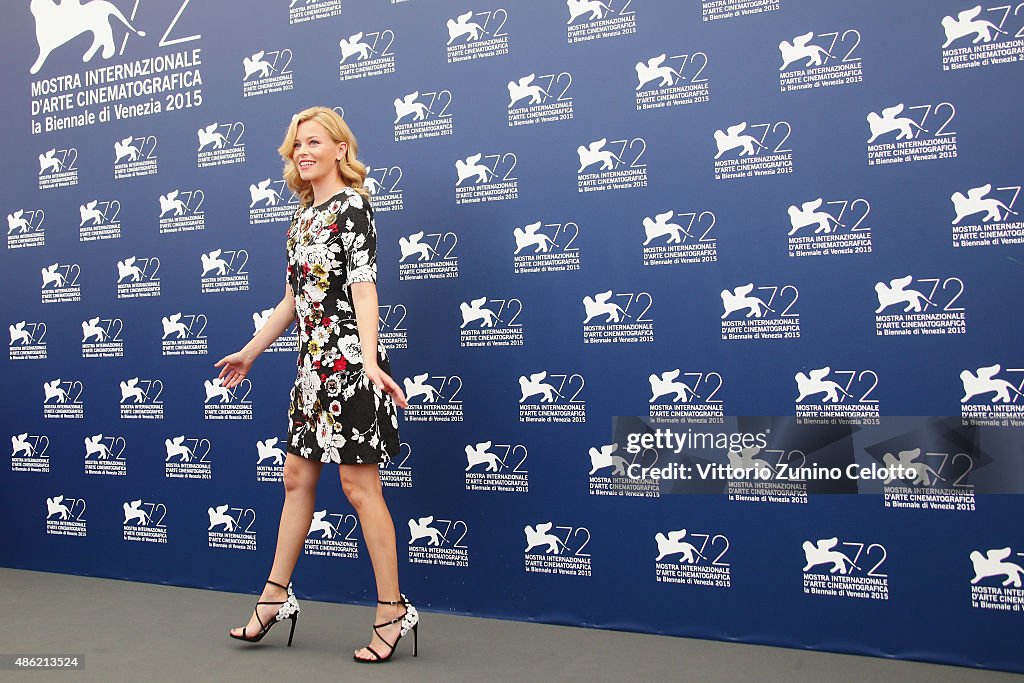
[351, 281, 408, 408]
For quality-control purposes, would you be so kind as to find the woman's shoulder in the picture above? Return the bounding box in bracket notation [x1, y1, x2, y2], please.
[289, 203, 309, 228]
[305, 188, 372, 219]
[336, 187, 373, 215]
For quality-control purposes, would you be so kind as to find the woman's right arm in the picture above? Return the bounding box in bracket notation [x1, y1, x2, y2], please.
[214, 285, 296, 388]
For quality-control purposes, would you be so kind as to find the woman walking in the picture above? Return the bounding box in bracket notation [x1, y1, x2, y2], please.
[216, 106, 416, 663]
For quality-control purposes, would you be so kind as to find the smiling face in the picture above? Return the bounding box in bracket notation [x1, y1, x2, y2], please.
[292, 119, 347, 187]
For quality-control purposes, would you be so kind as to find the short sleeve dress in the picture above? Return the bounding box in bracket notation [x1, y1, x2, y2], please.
[285, 187, 399, 464]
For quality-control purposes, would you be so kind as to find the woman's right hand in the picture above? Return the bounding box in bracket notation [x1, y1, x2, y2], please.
[214, 350, 255, 389]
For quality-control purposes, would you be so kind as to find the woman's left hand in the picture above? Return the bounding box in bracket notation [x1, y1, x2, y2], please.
[364, 364, 408, 409]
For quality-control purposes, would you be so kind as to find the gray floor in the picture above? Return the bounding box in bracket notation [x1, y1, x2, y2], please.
[1, 567, 1020, 682]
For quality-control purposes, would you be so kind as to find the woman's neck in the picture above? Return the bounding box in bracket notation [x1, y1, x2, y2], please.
[310, 177, 348, 206]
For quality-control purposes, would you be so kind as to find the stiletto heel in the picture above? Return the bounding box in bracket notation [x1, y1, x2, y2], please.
[287, 613, 298, 647]
[229, 580, 301, 645]
[353, 594, 419, 663]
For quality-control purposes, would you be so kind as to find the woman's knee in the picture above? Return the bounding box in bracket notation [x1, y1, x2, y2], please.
[339, 466, 381, 509]
[283, 453, 320, 493]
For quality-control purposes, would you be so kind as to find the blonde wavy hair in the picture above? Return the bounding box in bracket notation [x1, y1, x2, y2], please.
[279, 106, 369, 206]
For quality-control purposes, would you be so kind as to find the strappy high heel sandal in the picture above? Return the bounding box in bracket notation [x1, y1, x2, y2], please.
[353, 594, 419, 663]
[229, 579, 300, 646]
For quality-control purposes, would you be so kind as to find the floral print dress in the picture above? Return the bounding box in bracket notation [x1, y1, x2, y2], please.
[285, 187, 399, 464]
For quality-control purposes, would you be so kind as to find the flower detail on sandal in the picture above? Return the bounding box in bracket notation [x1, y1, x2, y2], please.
[275, 582, 300, 621]
[398, 594, 418, 637]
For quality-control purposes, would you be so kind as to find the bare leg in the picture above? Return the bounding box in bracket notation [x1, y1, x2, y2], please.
[339, 464, 405, 661]
[230, 452, 322, 637]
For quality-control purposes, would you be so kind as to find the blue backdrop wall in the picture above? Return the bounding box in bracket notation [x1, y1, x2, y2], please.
[2, 0, 1023, 673]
